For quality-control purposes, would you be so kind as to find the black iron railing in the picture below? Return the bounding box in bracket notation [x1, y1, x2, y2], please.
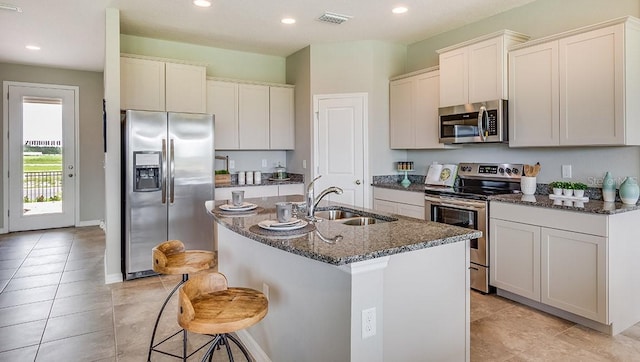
[23, 171, 63, 203]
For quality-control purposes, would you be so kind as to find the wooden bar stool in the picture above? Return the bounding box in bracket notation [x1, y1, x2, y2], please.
[178, 271, 268, 362]
[148, 240, 217, 361]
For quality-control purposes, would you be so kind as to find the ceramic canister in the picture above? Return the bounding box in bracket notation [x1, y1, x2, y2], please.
[602, 171, 616, 202]
[619, 177, 639, 205]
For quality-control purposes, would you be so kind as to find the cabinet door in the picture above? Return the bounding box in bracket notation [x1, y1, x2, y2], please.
[165, 63, 206, 113]
[278, 184, 304, 196]
[541, 228, 607, 323]
[508, 41, 560, 147]
[559, 24, 624, 145]
[269, 87, 295, 150]
[207, 81, 239, 149]
[389, 77, 414, 149]
[490, 219, 541, 301]
[120, 57, 165, 111]
[439, 48, 467, 107]
[414, 71, 441, 149]
[238, 84, 270, 149]
[468, 36, 504, 103]
[373, 199, 398, 215]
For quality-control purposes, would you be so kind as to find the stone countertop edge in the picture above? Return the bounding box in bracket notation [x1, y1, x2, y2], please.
[489, 193, 640, 215]
[371, 182, 427, 193]
[206, 196, 480, 266]
[216, 178, 304, 188]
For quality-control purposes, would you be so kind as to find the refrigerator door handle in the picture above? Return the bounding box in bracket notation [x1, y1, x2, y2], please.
[161, 139, 167, 204]
[170, 138, 175, 204]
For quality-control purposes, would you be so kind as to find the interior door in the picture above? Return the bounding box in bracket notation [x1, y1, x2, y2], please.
[314, 94, 366, 207]
[7, 83, 77, 232]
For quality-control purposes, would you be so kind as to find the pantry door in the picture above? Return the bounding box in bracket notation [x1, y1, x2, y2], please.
[4, 82, 77, 232]
[313, 93, 368, 208]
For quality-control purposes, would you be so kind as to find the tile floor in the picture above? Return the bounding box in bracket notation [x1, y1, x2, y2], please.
[0, 226, 639, 361]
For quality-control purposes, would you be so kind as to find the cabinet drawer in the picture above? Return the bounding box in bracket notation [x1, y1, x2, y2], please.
[490, 202, 607, 237]
[278, 184, 304, 196]
[373, 188, 424, 206]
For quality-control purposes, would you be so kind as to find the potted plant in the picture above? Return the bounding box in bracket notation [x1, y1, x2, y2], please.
[549, 181, 564, 195]
[562, 182, 574, 197]
[572, 182, 588, 198]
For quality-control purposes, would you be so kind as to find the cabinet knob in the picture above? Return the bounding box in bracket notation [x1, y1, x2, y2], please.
[355, 180, 361, 185]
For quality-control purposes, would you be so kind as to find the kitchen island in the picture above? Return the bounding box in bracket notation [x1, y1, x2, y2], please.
[206, 195, 480, 362]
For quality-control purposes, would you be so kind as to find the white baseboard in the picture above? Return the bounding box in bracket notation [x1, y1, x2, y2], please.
[0, 227, 6, 234]
[236, 329, 271, 362]
[76, 219, 101, 227]
[105, 272, 123, 284]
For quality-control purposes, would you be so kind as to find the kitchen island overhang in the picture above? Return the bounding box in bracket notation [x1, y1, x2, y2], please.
[206, 196, 480, 362]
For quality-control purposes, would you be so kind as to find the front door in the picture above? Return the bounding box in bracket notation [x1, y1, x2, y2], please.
[6, 82, 77, 231]
[314, 94, 367, 208]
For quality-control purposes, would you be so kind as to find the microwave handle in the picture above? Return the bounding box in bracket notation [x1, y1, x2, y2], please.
[478, 106, 488, 142]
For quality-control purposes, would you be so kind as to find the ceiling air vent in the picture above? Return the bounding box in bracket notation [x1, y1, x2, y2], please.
[317, 12, 352, 25]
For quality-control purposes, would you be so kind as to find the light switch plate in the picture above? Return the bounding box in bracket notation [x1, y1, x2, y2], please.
[562, 165, 572, 178]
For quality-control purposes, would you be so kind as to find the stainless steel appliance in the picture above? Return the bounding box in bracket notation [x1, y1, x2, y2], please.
[425, 162, 523, 293]
[438, 99, 508, 144]
[122, 110, 215, 280]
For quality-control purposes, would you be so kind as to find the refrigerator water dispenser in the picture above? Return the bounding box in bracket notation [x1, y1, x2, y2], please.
[134, 151, 161, 191]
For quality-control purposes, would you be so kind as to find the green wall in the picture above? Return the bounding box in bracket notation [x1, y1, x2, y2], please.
[120, 34, 287, 84]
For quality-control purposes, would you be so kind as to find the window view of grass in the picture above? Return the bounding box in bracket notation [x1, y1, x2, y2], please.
[23, 148, 63, 203]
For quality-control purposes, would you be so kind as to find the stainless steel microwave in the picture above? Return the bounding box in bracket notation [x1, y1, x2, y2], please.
[438, 100, 508, 144]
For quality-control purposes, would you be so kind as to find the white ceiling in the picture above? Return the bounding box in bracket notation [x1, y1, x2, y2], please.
[0, 0, 537, 72]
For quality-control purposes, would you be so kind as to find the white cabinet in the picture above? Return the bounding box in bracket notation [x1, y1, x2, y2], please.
[490, 202, 609, 325]
[509, 17, 640, 147]
[207, 81, 239, 149]
[437, 30, 529, 107]
[490, 219, 541, 300]
[277, 183, 304, 196]
[269, 87, 295, 150]
[389, 68, 448, 149]
[120, 56, 206, 113]
[206, 80, 295, 150]
[373, 188, 424, 219]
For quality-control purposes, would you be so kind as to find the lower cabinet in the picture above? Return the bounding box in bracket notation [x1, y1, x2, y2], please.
[490, 202, 607, 324]
[215, 184, 303, 200]
[373, 187, 425, 219]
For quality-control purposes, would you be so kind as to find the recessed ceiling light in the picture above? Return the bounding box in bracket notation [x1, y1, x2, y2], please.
[25, 45, 41, 51]
[392, 7, 408, 14]
[193, 0, 211, 8]
[281, 18, 296, 25]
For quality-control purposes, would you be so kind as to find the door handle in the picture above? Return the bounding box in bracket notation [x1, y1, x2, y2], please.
[170, 139, 175, 204]
[161, 139, 167, 204]
[355, 180, 361, 185]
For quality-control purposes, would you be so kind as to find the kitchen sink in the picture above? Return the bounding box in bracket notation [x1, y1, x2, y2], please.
[341, 217, 378, 226]
[314, 210, 360, 220]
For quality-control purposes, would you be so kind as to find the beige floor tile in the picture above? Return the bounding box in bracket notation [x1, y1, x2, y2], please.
[0, 285, 57, 308]
[0, 319, 46, 352]
[0, 258, 24, 269]
[64, 255, 104, 271]
[60, 267, 104, 284]
[33, 238, 73, 249]
[36, 329, 116, 361]
[4, 272, 62, 291]
[55, 279, 112, 299]
[555, 324, 640, 360]
[14, 262, 66, 278]
[0, 345, 38, 361]
[28, 246, 71, 257]
[470, 291, 515, 322]
[43, 306, 113, 342]
[0, 269, 16, 280]
[111, 280, 167, 306]
[0, 300, 52, 328]
[50, 289, 113, 317]
[20, 253, 68, 267]
[0, 250, 30, 261]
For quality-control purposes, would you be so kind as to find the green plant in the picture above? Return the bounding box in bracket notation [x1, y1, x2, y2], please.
[572, 182, 588, 190]
[563, 182, 574, 190]
[550, 181, 564, 189]
[49, 194, 61, 201]
[215, 169, 229, 175]
[36, 195, 45, 202]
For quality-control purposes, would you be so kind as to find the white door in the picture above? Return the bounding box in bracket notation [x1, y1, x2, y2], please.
[314, 94, 367, 207]
[5, 83, 77, 231]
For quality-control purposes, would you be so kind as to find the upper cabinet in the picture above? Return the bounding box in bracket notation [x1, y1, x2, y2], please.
[509, 17, 640, 147]
[120, 55, 207, 113]
[389, 68, 450, 149]
[437, 30, 529, 107]
[206, 79, 295, 150]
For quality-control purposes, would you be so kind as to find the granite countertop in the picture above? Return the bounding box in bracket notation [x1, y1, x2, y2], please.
[206, 195, 480, 266]
[371, 182, 427, 193]
[489, 193, 640, 215]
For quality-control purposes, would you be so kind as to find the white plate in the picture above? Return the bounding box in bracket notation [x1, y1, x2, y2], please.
[258, 219, 308, 231]
[219, 202, 258, 212]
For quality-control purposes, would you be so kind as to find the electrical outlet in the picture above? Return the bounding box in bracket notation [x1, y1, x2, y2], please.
[229, 160, 235, 169]
[362, 307, 376, 339]
[262, 159, 268, 167]
[262, 282, 269, 300]
[562, 165, 572, 178]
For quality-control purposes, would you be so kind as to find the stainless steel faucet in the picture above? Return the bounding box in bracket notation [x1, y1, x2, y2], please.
[305, 175, 343, 220]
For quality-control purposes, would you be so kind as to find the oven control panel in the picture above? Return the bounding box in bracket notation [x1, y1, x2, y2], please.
[458, 163, 524, 180]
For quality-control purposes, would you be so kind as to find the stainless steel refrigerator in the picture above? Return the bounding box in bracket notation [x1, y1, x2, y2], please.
[122, 110, 214, 280]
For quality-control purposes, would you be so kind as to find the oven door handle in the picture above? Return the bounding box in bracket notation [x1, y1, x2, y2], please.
[425, 196, 486, 210]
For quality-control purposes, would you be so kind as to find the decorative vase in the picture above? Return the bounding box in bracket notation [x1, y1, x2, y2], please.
[602, 172, 616, 202]
[619, 177, 639, 205]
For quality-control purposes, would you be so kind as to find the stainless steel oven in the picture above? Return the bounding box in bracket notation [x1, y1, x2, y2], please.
[425, 195, 489, 293]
